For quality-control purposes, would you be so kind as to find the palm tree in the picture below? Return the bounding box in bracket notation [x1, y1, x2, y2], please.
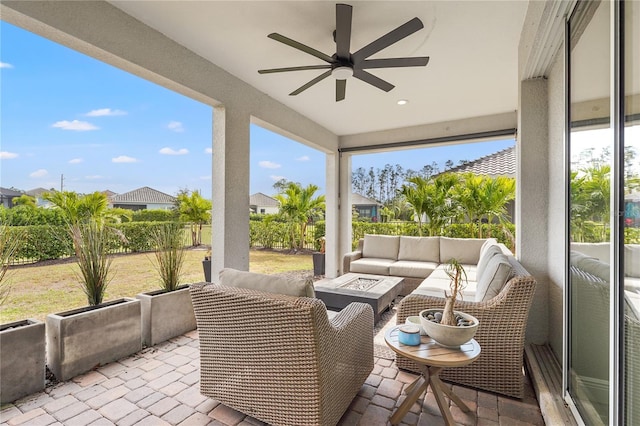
[43, 191, 110, 224]
[177, 190, 212, 246]
[13, 194, 37, 208]
[275, 183, 325, 250]
[401, 174, 460, 236]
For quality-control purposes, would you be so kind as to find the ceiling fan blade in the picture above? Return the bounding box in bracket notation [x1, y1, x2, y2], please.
[360, 57, 430, 69]
[352, 17, 424, 62]
[268, 33, 335, 64]
[353, 69, 395, 92]
[335, 3, 352, 59]
[336, 79, 346, 102]
[290, 70, 332, 96]
[258, 65, 331, 74]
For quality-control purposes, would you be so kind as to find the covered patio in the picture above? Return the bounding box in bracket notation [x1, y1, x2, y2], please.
[1, 322, 544, 426]
[1, 1, 636, 425]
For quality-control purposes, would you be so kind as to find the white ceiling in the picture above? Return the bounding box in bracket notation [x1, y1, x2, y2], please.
[109, 1, 528, 136]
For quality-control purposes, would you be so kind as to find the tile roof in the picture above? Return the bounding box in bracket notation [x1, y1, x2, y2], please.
[26, 187, 51, 197]
[352, 193, 382, 206]
[0, 187, 24, 197]
[445, 146, 515, 177]
[110, 186, 176, 204]
[249, 192, 280, 207]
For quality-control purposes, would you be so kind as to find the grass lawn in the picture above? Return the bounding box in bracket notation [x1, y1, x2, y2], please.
[0, 248, 312, 323]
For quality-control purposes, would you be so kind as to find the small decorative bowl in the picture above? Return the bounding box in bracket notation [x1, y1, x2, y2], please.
[405, 316, 427, 335]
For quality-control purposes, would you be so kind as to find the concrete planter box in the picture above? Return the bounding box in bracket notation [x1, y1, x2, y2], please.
[46, 298, 141, 382]
[0, 319, 46, 403]
[136, 285, 196, 347]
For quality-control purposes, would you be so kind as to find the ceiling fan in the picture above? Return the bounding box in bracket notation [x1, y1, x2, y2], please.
[258, 3, 430, 102]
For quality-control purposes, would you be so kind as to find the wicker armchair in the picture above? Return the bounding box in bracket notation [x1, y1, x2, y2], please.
[189, 283, 374, 426]
[396, 257, 536, 398]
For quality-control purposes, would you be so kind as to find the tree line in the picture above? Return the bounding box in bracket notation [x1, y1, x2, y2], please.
[351, 159, 470, 205]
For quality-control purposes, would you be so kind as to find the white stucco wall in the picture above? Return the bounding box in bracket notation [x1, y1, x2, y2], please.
[545, 50, 566, 359]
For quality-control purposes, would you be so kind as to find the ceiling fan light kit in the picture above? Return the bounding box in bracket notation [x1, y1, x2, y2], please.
[258, 3, 430, 102]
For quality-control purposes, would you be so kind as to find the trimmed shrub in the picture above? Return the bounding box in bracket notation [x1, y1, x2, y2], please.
[131, 209, 178, 222]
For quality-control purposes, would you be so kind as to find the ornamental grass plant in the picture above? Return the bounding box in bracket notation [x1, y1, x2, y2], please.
[150, 222, 186, 292]
[71, 221, 121, 306]
[0, 225, 24, 305]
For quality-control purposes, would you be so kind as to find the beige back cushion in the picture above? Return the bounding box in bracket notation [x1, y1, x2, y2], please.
[398, 236, 440, 262]
[477, 244, 504, 282]
[440, 237, 487, 265]
[362, 234, 400, 260]
[475, 254, 514, 302]
[219, 268, 315, 298]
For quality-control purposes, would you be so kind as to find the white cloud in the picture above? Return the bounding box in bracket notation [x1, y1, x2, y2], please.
[69, 158, 83, 164]
[167, 121, 184, 132]
[52, 120, 99, 131]
[204, 147, 213, 154]
[259, 160, 281, 169]
[29, 169, 48, 178]
[270, 175, 286, 181]
[112, 155, 138, 163]
[85, 175, 103, 180]
[296, 155, 310, 162]
[85, 108, 127, 117]
[0, 151, 18, 159]
[0, 62, 13, 69]
[159, 147, 189, 155]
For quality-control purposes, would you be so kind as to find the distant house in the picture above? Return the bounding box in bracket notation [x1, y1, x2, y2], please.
[352, 193, 383, 222]
[101, 190, 117, 204]
[110, 186, 176, 211]
[0, 187, 23, 208]
[250, 192, 280, 215]
[26, 187, 55, 208]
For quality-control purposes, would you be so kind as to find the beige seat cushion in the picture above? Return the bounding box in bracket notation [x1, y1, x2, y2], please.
[440, 237, 487, 264]
[219, 268, 315, 298]
[413, 277, 478, 300]
[362, 234, 400, 260]
[475, 254, 513, 302]
[429, 264, 478, 282]
[479, 238, 498, 259]
[349, 258, 396, 276]
[389, 260, 438, 279]
[397, 236, 440, 262]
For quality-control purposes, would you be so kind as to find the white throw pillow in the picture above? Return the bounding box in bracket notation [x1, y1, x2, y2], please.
[475, 254, 514, 302]
[219, 268, 315, 298]
[397, 236, 440, 262]
[625, 245, 640, 278]
[479, 238, 499, 259]
[362, 234, 400, 260]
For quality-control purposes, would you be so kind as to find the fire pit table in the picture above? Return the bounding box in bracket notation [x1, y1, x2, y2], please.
[314, 273, 404, 322]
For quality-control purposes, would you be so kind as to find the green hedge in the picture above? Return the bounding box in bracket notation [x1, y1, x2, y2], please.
[351, 222, 516, 250]
[131, 209, 179, 222]
[13, 225, 72, 261]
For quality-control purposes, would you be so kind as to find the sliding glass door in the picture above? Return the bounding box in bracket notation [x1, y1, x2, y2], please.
[567, 1, 639, 424]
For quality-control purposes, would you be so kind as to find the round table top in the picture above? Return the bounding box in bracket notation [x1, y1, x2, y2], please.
[384, 325, 481, 368]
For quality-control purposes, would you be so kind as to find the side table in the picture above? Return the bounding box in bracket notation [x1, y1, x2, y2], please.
[384, 325, 481, 426]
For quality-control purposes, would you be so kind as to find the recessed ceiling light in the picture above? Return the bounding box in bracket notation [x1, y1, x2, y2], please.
[397, 99, 408, 105]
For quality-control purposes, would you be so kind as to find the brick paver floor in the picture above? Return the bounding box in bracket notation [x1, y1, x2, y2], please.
[0, 329, 544, 426]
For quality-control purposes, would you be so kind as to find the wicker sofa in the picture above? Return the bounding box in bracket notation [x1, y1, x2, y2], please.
[344, 234, 537, 398]
[189, 269, 374, 426]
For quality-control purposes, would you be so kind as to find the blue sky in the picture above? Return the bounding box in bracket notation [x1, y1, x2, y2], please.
[1, 22, 513, 199]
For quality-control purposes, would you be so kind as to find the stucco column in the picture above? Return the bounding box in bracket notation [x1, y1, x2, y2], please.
[339, 152, 353, 274]
[211, 105, 250, 278]
[517, 78, 549, 344]
[324, 153, 339, 278]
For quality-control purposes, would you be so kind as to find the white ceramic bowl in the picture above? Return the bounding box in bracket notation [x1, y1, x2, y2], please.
[405, 316, 427, 335]
[419, 308, 479, 347]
